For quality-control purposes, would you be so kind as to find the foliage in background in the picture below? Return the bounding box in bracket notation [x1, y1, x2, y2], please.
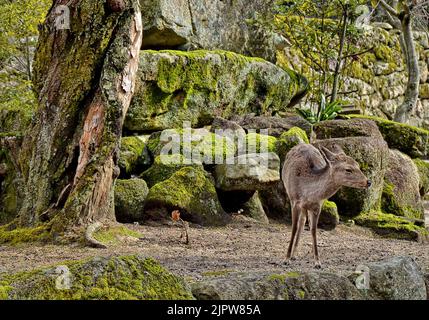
[273, 0, 370, 103]
[0, 0, 51, 111]
[296, 94, 344, 124]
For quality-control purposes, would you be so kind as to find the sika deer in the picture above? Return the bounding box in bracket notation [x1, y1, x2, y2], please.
[282, 143, 371, 268]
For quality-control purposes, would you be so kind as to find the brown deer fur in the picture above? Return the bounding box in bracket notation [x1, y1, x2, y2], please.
[282, 143, 370, 268]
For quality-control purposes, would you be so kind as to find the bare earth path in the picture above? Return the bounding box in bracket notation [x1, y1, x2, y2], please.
[0, 217, 428, 279]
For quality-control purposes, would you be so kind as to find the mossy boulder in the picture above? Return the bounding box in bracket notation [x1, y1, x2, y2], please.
[355, 211, 427, 241]
[347, 115, 429, 158]
[413, 159, 429, 196]
[125, 50, 307, 132]
[348, 256, 427, 300]
[314, 119, 383, 140]
[118, 136, 150, 177]
[232, 115, 312, 137]
[319, 201, 340, 231]
[141, 154, 204, 187]
[210, 117, 246, 137]
[146, 128, 236, 164]
[381, 150, 424, 220]
[114, 178, 149, 223]
[313, 137, 389, 217]
[191, 271, 363, 300]
[244, 133, 278, 154]
[275, 127, 309, 163]
[0, 255, 194, 300]
[144, 167, 228, 226]
[260, 181, 291, 222]
[214, 153, 280, 191]
[140, 0, 286, 62]
[240, 191, 269, 224]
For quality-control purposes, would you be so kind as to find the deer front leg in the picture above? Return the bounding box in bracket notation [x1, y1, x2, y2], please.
[286, 201, 299, 260]
[308, 205, 322, 269]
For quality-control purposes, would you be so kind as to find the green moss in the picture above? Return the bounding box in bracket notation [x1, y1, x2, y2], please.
[0, 285, 12, 300]
[348, 115, 429, 158]
[245, 133, 278, 153]
[268, 272, 300, 282]
[202, 270, 235, 277]
[145, 167, 226, 226]
[141, 155, 203, 187]
[355, 211, 427, 241]
[125, 50, 306, 132]
[0, 224, 50, 245]
[413, 159, 429, 195]
[381, 182, 422, 219]
[118, 136, 148, 176]
[93, 226, 142, 245]
[276, 127, 309, 162]
[114, 178, 149, 222]
[0, 255, 194, 300]
[349, 61, 374, 83]
[146, 129, 236, 163]
[297, 290, 306, 299]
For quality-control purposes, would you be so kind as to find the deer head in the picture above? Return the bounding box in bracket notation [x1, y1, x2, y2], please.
[319, 145, 371, 189]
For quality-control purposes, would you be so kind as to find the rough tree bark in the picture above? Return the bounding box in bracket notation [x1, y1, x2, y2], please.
[380, 0, 420, 124]
[15, 0, 142, 240]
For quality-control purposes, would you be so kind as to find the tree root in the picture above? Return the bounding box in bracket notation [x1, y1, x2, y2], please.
[85, 222, 107, 249]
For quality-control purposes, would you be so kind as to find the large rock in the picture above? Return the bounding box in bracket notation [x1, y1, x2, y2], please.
[354, 211, 426, 241]
[141, 154, 204, 187]
[146, 128, 236, 163]
[314, 119, 383, 140]
[144, 167, 228, 226]
[118, 136, 150, 177]
[114, 178, 149, 223]
[125, 50, 307, 132]
[348, 256, 427, 300]
[313, 137, 389, 217]
[140, 0, 285, 62]
[191, 271, 363, 300]
[240, 191, 269, 224]
[413, 159, 429, 196]
[141, 0, 193, 49]
[348, 115, 429, 158]
[232, 115, 312, 137]
[319, 201, 340, 231]
[0, 255, 194, 300]
[214, 153, 280, 191]
[382, 150, 424, 220]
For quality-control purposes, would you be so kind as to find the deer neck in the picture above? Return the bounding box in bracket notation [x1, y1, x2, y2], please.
[315, 167, 341, 201]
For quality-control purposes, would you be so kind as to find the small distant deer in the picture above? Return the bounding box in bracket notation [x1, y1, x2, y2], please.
[282, 143, 371, 268]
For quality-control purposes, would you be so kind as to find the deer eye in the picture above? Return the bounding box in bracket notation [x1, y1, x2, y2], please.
[345, 169, 353, 174]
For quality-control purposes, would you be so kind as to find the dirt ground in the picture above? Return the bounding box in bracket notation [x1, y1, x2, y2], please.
[0, 216, 428, 279]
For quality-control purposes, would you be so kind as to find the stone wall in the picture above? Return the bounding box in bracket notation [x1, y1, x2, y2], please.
[280, 26, 429, 129]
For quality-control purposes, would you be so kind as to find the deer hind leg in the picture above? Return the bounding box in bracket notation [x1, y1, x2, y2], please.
[308, 206, 322, 269]
[291, 208, 307, 258]
[286, 201, 300, 260]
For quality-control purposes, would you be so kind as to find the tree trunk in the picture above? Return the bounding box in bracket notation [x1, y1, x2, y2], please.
[16, 0, 142, 239]
[394, 13, 420, 123]
[330, 5, 348, 104]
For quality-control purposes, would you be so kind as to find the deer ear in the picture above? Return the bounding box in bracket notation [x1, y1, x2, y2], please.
[320, 146, 337, 162]
[331, 143, 345, 155]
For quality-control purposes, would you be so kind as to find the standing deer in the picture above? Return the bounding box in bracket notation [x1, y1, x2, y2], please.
[282, 143, 371, 268]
